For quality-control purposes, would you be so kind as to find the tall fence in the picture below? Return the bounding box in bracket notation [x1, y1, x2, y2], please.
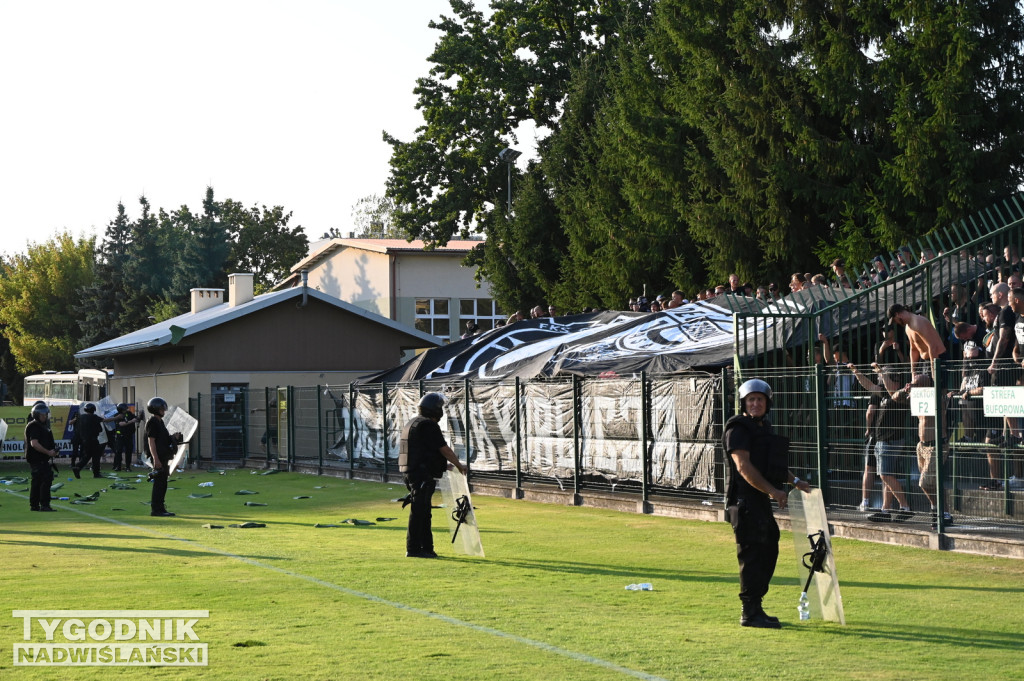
[190, 363, 1024, 537]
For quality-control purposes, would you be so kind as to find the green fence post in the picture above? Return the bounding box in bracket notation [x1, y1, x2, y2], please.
[265, 387, 271, 467]
[572, 375, 581, 502]
[464, 376, 472, 479]
[515, 376, 523, 492]
[641, 371, 651, 505]
[720, 367, 730, 496]
[381, 382, 389, 481]
[348, 383, 355, 476]
[317, 384, 323, 475]
[934, 358, 946, 533]
[287, 385, 295, 471]
[195, 393, 202, 467]
[814, 362, 829, 498]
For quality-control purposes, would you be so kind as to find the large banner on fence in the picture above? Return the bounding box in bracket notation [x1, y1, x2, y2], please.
[361, 304, 753, 383]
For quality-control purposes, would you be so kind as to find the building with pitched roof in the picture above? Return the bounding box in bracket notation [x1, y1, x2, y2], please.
[75, 273, 438, 460]
[273, 238, 504, 343]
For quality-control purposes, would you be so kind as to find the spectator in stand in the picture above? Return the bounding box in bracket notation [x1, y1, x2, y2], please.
[896, 246, 915, 272]
[831, 258, 849, 286]
[810, 273, 827, 287]
[955, 321, 988, 356]
[850, 363, 913, 522]
[789, 273, 806, 293]
[756, 286, 769, 302]
[908, 374, 953, 529]
[886, 303, 948, 376]
[876, 327, 907, 365]
[820, 334, 856, 442]
[919, 248, 936, 264]
[986, 285, 1020, 446]
[728, 273, 742, 294]
[506, 310, 525, 325]
[548, 304, 558, 317]
[638, 296, 651, 312]
[1004, 245, 1022, 272]
[669, 291, 684, 308]
[714, 285, 727, 296]
[461, 320, 479, 339]
[871, 256, 889, 284]
[847, 363, 893, 513]
[650, 299, 663, 313]
[530, 305, 544, 319]
[767, 283, 779, 298]
[743, 282, 755, 296]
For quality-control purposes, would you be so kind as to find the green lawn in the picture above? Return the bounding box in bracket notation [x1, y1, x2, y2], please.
[0, 463, 1022, 681]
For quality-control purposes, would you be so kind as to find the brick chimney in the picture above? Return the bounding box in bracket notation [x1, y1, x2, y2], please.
[190, 288, 224, 314]
[228, 273, 255, 307]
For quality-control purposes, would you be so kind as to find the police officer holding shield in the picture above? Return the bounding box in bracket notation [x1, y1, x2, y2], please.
[725, 379, 811, 628]
[399, 393, 467, 558]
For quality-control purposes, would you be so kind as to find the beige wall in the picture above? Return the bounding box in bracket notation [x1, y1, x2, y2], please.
[304, 245, 494, 344]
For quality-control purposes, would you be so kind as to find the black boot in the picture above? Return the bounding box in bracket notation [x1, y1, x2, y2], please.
[740, 601, 782, 629]
[756, 604, 780, 625]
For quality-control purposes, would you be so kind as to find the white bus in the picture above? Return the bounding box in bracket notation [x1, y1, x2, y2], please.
[23, 369, 110, 406]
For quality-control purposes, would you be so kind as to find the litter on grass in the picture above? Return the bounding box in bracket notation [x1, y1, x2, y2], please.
[229, 522, 266, 528]
[244, 502, 268, 506]
[234, 490, 259, 495]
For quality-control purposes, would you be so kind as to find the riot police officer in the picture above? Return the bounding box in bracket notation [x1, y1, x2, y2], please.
[724, 379, 810, 628]
[73, 403, 104, 478]
[25, 402, 57, 512]
[398, 392, 467, 558]
[145, 397, 182, 517]
[110, 403, 142, 471]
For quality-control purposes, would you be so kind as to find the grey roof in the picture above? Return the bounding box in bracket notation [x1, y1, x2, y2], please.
[75, 287, 439, 360]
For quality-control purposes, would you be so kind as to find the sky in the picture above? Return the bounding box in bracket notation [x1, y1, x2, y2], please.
[0, 0, 491, 255]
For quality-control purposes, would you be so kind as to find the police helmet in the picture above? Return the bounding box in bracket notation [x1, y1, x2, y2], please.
[738, 379, 773, 413]
[116, 403, 129, 413]
[31, 402, 50, 419]
[418, 392, 445, 420]
[84, 403, 96, 413]
[147, 396, 169, 415]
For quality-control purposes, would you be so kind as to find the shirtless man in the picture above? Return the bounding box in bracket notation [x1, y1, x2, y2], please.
[887, 303, 947, 376]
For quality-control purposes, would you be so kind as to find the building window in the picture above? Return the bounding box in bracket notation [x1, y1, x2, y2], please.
[415, 298, 451, 339]
[459, 298, 504, 334]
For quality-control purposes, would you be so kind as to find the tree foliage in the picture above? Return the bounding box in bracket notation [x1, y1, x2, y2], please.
[0, 233, 96, 372]
[388, 0, 1024, 304]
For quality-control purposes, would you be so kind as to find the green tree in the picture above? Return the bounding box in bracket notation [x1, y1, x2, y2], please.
[350, 194, 407, 239]
[0, 233, 95, 372]
[223, 200, 309, 292]
[167, 187, 231, 305]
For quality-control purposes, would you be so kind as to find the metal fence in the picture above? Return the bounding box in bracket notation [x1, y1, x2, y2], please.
[188, 363, 1024, 537]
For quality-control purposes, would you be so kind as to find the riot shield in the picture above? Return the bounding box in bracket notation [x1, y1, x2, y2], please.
[165, 406, 199, 475]
[437, 469, 484, 557]
[788, 488, 845, 624]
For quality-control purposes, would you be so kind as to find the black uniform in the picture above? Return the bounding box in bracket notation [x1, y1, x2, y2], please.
[113, 412, 139, 470]
[724, 414, 789, 613]
[25, 419, 55, 511]
[145, 415, 176, 515]
[74, 411, 104, 477]
[399, 415, 449, 556]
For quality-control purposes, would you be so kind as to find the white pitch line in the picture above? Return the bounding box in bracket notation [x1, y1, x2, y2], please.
[1, 490, 670, 681]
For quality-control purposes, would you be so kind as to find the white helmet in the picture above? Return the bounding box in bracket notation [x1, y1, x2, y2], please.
[738, 379, 773, 413]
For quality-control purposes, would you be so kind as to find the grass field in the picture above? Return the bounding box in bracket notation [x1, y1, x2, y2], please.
[1, 462, 1022, 681]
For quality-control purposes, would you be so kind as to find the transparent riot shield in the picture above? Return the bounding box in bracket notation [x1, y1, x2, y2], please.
[788, 488, 845, 624]
[437, 469, 484, 557]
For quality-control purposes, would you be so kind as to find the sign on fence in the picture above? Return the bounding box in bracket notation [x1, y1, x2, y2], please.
[983, 386, 1024, 417]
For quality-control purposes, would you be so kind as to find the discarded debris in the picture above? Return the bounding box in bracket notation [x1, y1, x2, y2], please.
[342, 518, 375, 526]
[188, 493, 213, 499]
[293, 496, 311, 500]
[314, 523, 342, 528]
[244, 501, 268, 506]
[202, 524, 225, 529]
[234, 490, 259, 495]
[228, 522, 266, 528]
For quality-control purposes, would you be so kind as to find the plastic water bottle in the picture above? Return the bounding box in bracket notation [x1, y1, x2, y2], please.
[198, 482, 214, 488]
[625, 583, 653, 591]
[798, 592, 810, 621]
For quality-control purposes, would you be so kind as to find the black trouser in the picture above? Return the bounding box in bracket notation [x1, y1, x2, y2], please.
[29, 459, 54, 510]
[113, 434, 134, 469]
[69, 438, 82, 468]
[76, 441, 103, 476]
[150, 464, 169, 514]
[731, 496, 781, 605]
[404, 474, 437, 554]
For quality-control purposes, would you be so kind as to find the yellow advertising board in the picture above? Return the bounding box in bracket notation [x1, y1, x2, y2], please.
[0, 405, 78, 461]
